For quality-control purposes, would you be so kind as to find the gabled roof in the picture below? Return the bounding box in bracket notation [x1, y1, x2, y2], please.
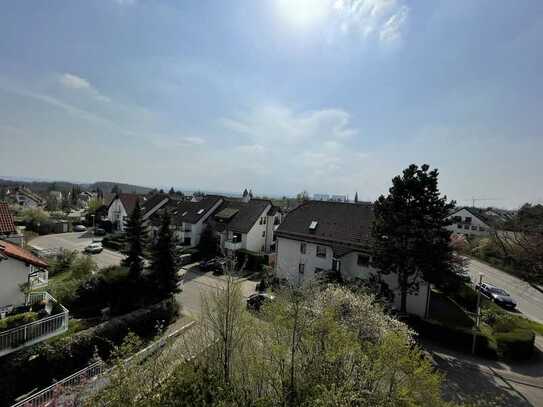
[276, 200, 374, 255]
[0, 202, 17, 235]
[141, 193, 170, 218]
[15, 187, 45, 205]
[0, 240, 48, 268]
[151, 195, 223, 226]
[212, 198, 271, 233]
[448, 207, 493, 227]
[108, 193, 141, 215]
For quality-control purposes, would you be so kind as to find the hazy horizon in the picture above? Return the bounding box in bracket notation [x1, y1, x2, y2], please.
[1, 1, 542, 209]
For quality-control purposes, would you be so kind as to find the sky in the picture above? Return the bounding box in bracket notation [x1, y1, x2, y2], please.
[0, 0, 542, 208]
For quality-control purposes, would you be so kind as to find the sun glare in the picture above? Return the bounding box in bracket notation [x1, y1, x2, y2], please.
[276, 0, 331, 28]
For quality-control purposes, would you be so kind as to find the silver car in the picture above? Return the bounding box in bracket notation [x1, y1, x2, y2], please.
[476, 282, 517, 310]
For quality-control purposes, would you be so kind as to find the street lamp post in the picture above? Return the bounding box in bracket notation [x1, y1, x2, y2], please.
[471, 273, 484, 355]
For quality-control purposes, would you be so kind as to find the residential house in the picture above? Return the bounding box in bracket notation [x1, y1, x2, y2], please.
[313, 194, 330, 201]
[0, 202, 24, 246]
[0, 240, 48, 306]
[446, 207, 493, 237]
[107, 193, 141, 232]
[275, 200, 430, 317]
[211, 197, 273, 255]
[148, 195, 223, 247]
[12, 187, 45, 208]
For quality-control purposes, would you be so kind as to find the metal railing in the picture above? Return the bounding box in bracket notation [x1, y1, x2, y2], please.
[12, 361, 104, 407]
[12, 321, 196, 407]
[0, 292, 69, 357]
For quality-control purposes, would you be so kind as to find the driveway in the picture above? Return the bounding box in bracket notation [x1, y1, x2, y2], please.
[466, 257, 543, 324]
[29, 232, 124, 269]
[176, 266, 258, 318]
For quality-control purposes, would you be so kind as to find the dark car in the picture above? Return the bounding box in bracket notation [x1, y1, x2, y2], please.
[94, 227, 106, 236]
[199, 259, 218, 272]
[247, 293, 275, 312]
[476, 282, 517, 310]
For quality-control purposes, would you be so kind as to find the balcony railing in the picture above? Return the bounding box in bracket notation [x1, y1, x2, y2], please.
[0, 292, 69, 357]
[224, 239, 242, 251]
[30, 270, 48, 289]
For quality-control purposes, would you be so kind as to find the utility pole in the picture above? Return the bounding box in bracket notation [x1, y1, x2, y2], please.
[472, 274, 484, 355]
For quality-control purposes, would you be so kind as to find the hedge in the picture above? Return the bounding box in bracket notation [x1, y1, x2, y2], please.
[494, 329, 535, 360]
[0, 298, 179, 406]
[408, 316, 496, 358]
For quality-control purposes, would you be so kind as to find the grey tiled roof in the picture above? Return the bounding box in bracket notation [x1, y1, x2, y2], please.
[151, 196, 223, 226]
[276, 200, 374, 256]
[212, 199, 271, 234]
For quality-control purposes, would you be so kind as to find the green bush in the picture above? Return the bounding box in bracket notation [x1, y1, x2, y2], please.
[0, 312, 39, 332]
[494, 329, 535, 360]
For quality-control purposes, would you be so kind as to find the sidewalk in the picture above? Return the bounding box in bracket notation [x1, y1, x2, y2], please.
[422, 336, 543, 406]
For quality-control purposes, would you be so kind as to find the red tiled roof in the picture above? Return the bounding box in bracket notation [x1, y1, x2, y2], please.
[0, 240, 48, 268]
[0, 202, 17, 235]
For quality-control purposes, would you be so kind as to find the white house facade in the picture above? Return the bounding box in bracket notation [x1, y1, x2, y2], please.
[107, 193, 141, 232]
[446, 207, 492, 237]
[0, 240, 48, 307]
[275, 201, 430, 318]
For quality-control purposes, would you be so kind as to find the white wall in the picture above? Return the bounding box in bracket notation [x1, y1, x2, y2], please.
[446, 208, 490, 237]
[276, 237, 429, 317]
[107, 199, 128, 232]
[245, 205, 271, 253]
[0, 257, 29, 306]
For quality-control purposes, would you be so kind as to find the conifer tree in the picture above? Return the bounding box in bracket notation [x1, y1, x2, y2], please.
[123, 201, 147, 280]
[150, 210, 179, 299]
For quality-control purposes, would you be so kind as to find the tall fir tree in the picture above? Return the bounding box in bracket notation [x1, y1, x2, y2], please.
[372, 164, 456, 314]
[123, 201, 147, 280]
[150, 211, 179, 299]
[354, 192, 359, 203]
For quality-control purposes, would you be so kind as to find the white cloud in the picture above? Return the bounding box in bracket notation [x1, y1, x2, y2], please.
[60, 73, 91, 89]
[59, 73, 111, 103]
[332, 0, 409, 44]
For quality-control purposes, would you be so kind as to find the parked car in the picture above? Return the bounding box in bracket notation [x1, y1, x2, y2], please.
[74, 225, 87, 232]
[84, 242, 103, 254]
[476, 282, 517, 310]
[199, 259, 218, 272]
[455, 269, 471, 283]
[247, 292, 275, 312]
[94, 227, 106, 236]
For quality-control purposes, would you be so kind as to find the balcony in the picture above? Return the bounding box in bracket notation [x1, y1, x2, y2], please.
[224, 239, 243, 251]
[0, 292, 69, 358]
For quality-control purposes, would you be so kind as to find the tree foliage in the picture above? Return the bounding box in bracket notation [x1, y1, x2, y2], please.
[149, 211, 180, 300]
[372, 164, 456, 313]
[122, 201, 147, 280]
[91, 282, 451, 406]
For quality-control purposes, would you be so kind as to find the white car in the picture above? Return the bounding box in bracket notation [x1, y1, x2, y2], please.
[84, 242, 103, 254]
[74, 225, 87, 232]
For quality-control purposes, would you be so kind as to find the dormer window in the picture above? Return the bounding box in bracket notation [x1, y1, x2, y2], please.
[182, 211, 188, 217]
[197, 209, 204, 215]
[309, 221, 318, 231]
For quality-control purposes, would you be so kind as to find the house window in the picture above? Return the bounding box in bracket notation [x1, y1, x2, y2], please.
[465, 217, 472, 224]
[315, 267, 323, 273]
[299, 263, 305, 274]
[457, 224, 462, 229]
[452, 216, 462, 222]
[262, 231, 265, 237]
[316, 245, 326, 258]
[357, 255, 370, 266]
[471, 226, 477, 231]
[300, 242, 306, 254]
[479, 227, 486, 232]
[332, 259, 341, 272]
[464, 225, 469, 230]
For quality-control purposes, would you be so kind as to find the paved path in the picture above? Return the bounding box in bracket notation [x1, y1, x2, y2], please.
[29, 232, 124, 269]
[466, 257, 543, 323]
[424, 337, 543, 406]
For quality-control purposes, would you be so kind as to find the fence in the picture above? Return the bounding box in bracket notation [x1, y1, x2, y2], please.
[0, 292, 69, 357]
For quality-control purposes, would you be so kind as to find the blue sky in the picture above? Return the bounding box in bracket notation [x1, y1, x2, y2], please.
[0, 0, 542, 207]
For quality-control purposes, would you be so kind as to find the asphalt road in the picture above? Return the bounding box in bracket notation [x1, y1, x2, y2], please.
[28, 232, 259, 317]
[466, 257, 543, 324]
[29, 232, 124, 269]
[177, 268, 258, 318]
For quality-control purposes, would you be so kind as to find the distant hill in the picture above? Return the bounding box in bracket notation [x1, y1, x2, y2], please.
[0, 177, 153, 195]
[88, 181, 152, 194]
